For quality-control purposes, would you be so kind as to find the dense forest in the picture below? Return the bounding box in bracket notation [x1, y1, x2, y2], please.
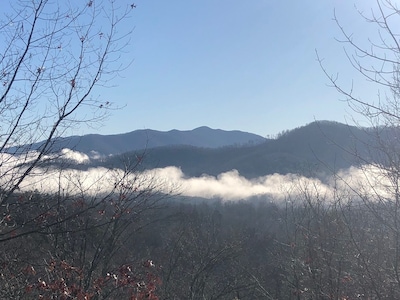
[3, 183, 400, 299]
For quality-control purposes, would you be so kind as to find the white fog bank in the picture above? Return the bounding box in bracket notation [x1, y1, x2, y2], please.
[1, 149, 394, 202]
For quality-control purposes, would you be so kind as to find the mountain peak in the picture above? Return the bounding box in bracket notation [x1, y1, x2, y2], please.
[193, 126, 213, 131]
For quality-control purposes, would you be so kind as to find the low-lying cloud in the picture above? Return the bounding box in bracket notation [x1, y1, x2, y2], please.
[0, 149, 395, 202]
[150, 167, 333, 201]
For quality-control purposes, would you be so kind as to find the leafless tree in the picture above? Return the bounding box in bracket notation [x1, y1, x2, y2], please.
[316, 1, 400, 298]
[0, 0, 135, 203]
[0, 1, 172, 298]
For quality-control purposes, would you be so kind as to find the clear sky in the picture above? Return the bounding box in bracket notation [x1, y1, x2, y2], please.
[94, 0, 389, 137]
[9, 0, 391, 138]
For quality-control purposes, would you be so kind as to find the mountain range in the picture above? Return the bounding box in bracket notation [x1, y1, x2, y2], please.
[17, 126, 265, 156]
[62, 120, 390, 178]
[105, 120, 372, 178]
[16, 120, 393, 178]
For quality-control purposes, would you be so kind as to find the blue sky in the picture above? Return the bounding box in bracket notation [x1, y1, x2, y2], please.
[95, 0, 386, 137]
[7, 0, 388, 137]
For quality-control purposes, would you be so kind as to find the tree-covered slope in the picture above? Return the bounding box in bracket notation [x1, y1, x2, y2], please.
[104, 121, 373, 177]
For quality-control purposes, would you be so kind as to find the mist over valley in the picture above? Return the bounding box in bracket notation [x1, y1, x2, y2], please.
[8, 120, 392, 202]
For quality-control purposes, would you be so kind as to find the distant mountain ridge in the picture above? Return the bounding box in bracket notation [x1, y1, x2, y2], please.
[12, 126, 266, 156]
[102, 121, 377, 178]
[14, 120, 391, 179]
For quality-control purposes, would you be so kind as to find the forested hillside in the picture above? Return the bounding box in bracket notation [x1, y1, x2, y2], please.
[4, 191, 400, 299]
[103, 121, 373, 178]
